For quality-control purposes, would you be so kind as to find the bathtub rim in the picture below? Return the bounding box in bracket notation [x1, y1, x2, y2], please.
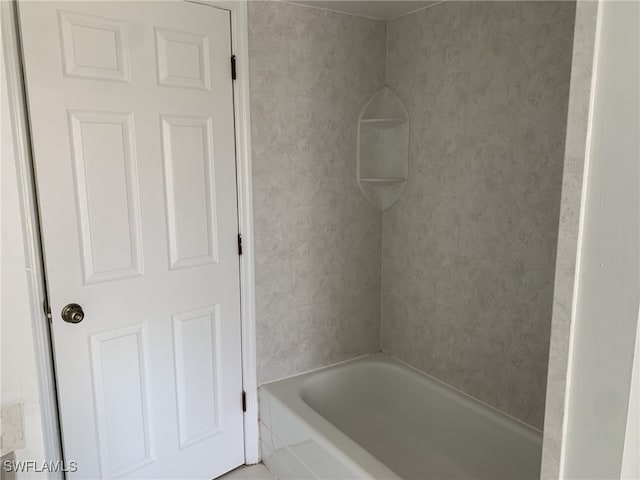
[263, 352, 543, 432]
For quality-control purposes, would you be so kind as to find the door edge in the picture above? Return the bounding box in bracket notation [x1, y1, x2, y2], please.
[225, 0, 260, 465]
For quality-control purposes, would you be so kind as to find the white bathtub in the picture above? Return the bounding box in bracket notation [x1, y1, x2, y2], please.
[259, 353, 542, 479]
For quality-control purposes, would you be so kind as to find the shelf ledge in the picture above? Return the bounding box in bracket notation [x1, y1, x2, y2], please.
[359, 177, 406, 185]
[359, 118, 407, 129]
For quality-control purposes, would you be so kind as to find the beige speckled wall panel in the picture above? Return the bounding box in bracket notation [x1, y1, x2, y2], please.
[248, 1, 386, 384]
[382, 1, 576, 429]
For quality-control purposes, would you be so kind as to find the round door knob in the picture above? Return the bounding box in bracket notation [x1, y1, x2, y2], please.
[61, 303, 84, 324]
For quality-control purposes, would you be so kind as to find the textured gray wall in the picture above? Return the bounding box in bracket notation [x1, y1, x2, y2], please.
[248, 1, 386, 384]
[381, 1, 576, 429]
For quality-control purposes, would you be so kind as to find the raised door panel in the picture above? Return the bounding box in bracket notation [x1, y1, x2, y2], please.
[172, 305, 222, 450]
[90, 324, 154, 477]
[58, 10, 130, 82]
[155, 27, 210, 90]
[68, 110, 143, 284]
[161, 115, 219, 269]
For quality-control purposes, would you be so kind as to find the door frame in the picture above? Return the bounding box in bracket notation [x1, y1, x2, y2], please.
[1, 0, 259, 468]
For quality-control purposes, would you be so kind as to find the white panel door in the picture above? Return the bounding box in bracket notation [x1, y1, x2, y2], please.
[18, 2, 245, 478]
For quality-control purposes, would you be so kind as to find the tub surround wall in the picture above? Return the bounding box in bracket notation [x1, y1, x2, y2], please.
[248, 1, 386, 384]
[381, 1, 576, 429]
[249, 0, 577, 432]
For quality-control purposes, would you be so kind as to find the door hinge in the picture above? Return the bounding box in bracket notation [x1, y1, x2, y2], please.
[242, 390, 247, 412]
[237, 233, 243, 255]
[231, 55, 237, 80]
[44, 300, 52, 321]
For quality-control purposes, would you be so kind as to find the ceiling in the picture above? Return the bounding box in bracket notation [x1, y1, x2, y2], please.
[283, 1, 439, 20]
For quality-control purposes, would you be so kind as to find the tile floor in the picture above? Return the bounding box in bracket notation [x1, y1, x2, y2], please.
[219, 464, 274, 480]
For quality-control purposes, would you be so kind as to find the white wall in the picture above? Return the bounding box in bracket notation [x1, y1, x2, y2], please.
[563, 0, 640, 477]
[540, 2, 600, 476]
[1, 24, 48, 474]
[621, 309, 639, 479]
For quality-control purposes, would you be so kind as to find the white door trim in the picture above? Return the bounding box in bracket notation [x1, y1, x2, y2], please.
[1, 1, 64, 475]
[222, 0, 260, 464]
[2, 0, 259, 466]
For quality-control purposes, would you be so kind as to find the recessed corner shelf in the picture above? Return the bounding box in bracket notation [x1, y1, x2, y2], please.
[357, 87, 410, 211]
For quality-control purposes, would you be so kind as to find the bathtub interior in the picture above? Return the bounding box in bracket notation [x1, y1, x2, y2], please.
[260, 370, 401, 480]
[301, 355, 542, 479]
[260, 354, 542, 480]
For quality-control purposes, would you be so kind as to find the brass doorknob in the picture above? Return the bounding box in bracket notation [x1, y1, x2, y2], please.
[61, 303, 84, 324]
